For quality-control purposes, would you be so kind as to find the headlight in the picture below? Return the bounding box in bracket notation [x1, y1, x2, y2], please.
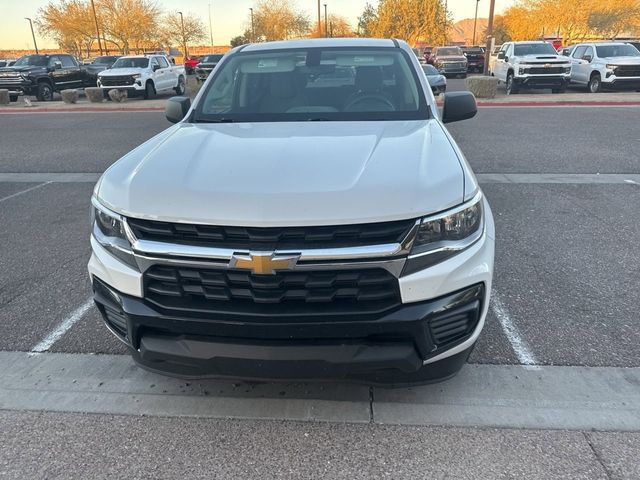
[564, 66, 571, 74]
[132, 73, 141, 79]
[91, 197, 138, 269]
[403, 192, 484, 275]
[605, 64, 618, 71]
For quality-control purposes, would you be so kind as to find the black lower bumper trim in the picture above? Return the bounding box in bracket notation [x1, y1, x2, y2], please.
[515, 76, 568, 88]
[92, 278, 485, 385]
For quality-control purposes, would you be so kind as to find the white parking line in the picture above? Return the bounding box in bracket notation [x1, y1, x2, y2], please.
[491, 294, 539, 369]
[0, 181, 51, 203]
[31, 299, 94, 353]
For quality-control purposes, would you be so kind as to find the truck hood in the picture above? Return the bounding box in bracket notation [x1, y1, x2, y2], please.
[0, 66, 44, 74]
[436, 55, 467, 62]
[97, 120, 465, 227]
[599, 56, 640, 65]
[99, 67, 145, 77]
[516, 54, 568, 63]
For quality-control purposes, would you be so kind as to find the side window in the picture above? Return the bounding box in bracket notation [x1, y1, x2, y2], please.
[48, 55, 60, 67]
[60, 55, 76, 68]
[583, 46, 594, 60]
[506, 44, 514, 57]
[150, 58, 159, 70]
[572, 46, 587, 59]
[157, 57, 169, 68]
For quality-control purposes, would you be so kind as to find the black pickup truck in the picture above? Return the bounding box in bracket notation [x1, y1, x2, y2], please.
[0, 53, 93, 101]
[461, 47, 486, 73]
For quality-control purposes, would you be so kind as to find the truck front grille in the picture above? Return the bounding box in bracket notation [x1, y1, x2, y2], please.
[0, 74, 23, 85]
[528, 66, 566, 74]
[100, 75, 135, 86]
[144, 265, 401, 318]
[615, 65, 640, 77]
[127, 217, 415, 250]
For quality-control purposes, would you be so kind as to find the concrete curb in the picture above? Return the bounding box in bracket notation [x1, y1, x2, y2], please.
[0, 106, 165, 114]
[1, 351, 640, 431]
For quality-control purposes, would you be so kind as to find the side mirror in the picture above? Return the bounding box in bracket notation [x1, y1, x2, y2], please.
[165, 96, 191, 123]
[582, 54, 592, 62]
[153, 64, 160, 71]
[442, 91, 477, 124]
[497, 52, 505, 59]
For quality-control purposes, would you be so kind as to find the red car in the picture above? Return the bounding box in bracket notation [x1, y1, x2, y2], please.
[184, 56, 200, 74]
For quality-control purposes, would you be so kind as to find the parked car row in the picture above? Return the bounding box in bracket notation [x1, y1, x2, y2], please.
[491, 40, 640, 94]
[0, 52, 186, 101]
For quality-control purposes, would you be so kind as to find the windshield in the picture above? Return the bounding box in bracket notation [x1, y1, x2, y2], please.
[93, 56, 118, 64]
[201, 55, 224, 63]
[422, 65, 439, 75]
[436, 47, 462, 56]
[194, 47, 428, 123]
[596, 44, 640, 58]
[111, 57, 149, 69]
[514, 43, 557, 56]
[13, 55, 48, 67]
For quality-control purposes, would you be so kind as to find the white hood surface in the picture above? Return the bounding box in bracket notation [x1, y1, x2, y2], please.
[97, 120, 466, 227]
[600, 56, 640, 65]
[99, 67, 145, 77]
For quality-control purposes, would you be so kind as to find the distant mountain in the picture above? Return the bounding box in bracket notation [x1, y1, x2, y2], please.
[449, 18, 488, 45]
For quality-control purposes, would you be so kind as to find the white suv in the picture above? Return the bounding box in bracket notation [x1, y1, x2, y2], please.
[569, 42, 640, 93]
[97, 54, 185, 99]
[88, 38, 494, 386]
[493, 41, 571, 94]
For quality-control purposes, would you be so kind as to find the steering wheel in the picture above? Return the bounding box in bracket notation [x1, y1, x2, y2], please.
[343, 94, 396, 112]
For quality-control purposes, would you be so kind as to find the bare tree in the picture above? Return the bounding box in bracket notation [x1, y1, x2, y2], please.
[159, 12, 207, 57]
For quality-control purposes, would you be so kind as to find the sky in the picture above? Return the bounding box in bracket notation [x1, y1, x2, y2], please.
[0, 0, 515, 50]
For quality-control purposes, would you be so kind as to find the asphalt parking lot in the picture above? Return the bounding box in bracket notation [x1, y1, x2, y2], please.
[1, 105, 640, 477]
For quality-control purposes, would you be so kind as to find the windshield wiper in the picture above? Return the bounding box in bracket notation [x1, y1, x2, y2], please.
[194, 117, 235, 123]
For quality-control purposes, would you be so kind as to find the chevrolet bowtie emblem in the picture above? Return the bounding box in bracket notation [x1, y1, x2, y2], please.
[229, 252, 300, 275]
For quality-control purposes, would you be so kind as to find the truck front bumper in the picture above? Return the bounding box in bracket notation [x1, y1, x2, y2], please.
[514, 75, 570, 89]
[88, 206, 495, 385]
[602, 77, 640, 90]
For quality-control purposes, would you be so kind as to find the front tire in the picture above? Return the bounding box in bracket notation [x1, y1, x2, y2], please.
[552, 85, 567, 94]
[588, 74, 601, 93]
[9, 94, 18, 102]
[506, 72, 518, 95]
[174, 76, 186, 95]
[36, 82, 53, 101]
[143, 81, 155, 100]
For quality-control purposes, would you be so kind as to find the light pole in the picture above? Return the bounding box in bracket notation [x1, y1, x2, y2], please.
[25, 17, 39, 54]
[177, 11, 187, 58]
[483, 0, 496, 75]
[208, 3, 214, 49]
[249, 8, 255, 42]
[317, 0, 321, 37]
[324, 4, 328, 38]
[443, 0, 448, 45]
[89, 0, 103, 55]
[472, 0, 480, 45]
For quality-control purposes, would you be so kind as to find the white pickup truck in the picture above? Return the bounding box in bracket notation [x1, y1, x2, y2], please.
[97, 54, 185, 99]
[88, 38, 494, 386]
[493, 41, 572, 94]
